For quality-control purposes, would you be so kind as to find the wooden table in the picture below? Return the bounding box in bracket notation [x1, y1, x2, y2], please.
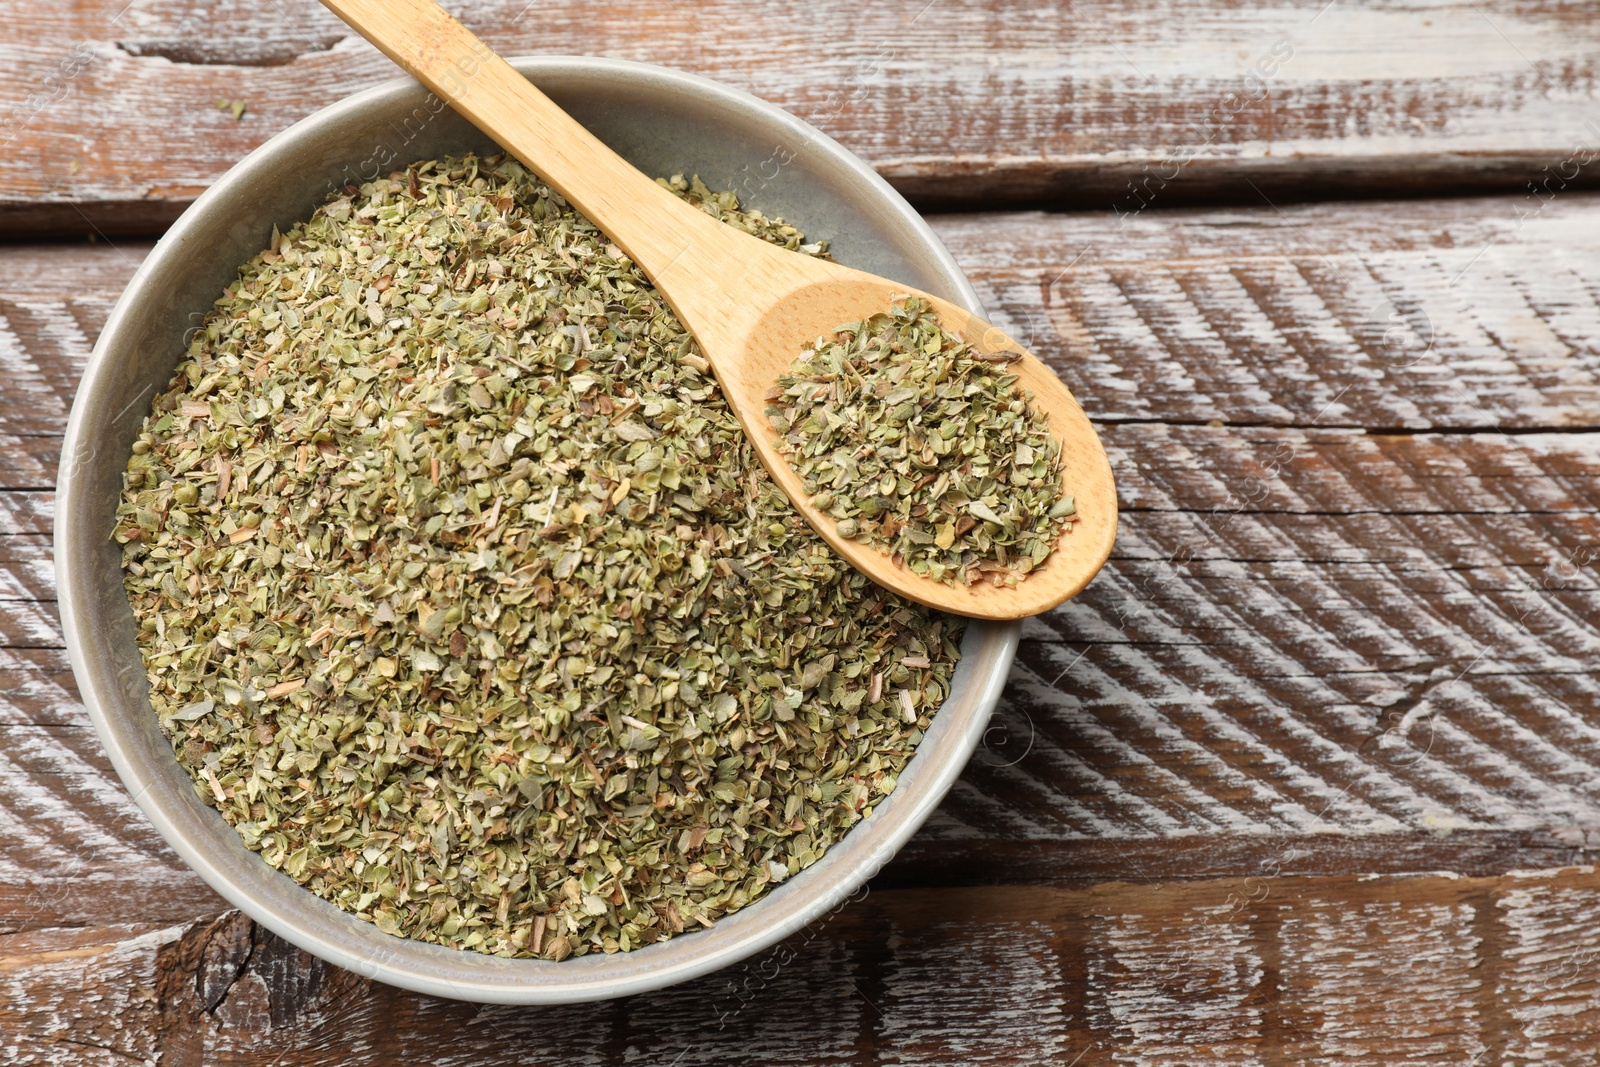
[6, 1, 1600, 1062]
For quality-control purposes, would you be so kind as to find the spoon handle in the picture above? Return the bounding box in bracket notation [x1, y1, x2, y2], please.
[319, 0, 724, 282]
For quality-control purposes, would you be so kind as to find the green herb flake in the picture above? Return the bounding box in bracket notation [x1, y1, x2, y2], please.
[116, 155, 962, 961]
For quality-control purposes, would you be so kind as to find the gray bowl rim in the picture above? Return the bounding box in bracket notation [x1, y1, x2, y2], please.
[56, 55, 1019, 1004]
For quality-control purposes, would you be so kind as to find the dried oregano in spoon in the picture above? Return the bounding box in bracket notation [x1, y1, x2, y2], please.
[767, 297, 1075, 586]
[116, 155, 961, 960]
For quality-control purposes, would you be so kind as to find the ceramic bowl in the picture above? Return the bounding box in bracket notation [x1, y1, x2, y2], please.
[55, 56, 1017, 1004]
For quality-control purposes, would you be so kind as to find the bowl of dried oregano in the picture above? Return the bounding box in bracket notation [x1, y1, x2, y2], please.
[56, 57, 1019, 1003]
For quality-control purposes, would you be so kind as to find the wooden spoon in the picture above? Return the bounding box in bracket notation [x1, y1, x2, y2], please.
[319, 0, 1116, 619]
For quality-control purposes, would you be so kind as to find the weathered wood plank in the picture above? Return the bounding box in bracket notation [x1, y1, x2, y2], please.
[4, 430, 1595, 747]
[9, 1, 1600, 234]
[5, 487, 1598, 931]
[1494, 880, 1600, 1062]
[6, 869, 1600, 1064]
[944, 201, 1600, 433]
[1271, 891, 1491, 1062]
[14, 194, 1600, 436]
[0, 921, 179, 1065]
[0, 537, 54, 603]
[0, 584, 59, 643]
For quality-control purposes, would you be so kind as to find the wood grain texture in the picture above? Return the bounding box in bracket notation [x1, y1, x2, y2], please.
[4, 191, 1600, 1059]
[6, 870, 1600, 1064]
[10, 0, 1600, 234]
[942, 198, 1600, 433]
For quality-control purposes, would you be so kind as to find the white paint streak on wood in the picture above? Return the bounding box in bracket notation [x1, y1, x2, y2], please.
[1405, 714, 1600, 833]
[1090, 903, 1265, 1065]
[1043, 610, 1452, 835]
[0, 670, 83, 729]
[1277, 897, 1487, 1063]
[13, 299, 93, 399]
[0, 438, 58, 492]
[0, 798, 92, 878]
[934, 196, 1600, 430]
[879, 919, 1075, 1065]
[1165, 264, 1305, 420]
[6, 877, 1600, 1060]
[0, 311, 68, 435]
[0, 920, 182, 1066]
[0, 596, 64, 646]
[0, 493, 53, 537]
[1047, 642, 1362, 835]
[1496, 881, 1600, 1062]
[0, 730, 159, 871]
[1056, 266, 1219, 419]
[1508, 247, 1600, 396]
[1437, 685, 1600, 815]
[1007, 653, 1252, 838]
[964, 668, 1176, 841]
[0, 246, 152, 300]
[1009, 645, 1208, 838]
[1027, 529, 1600, 838]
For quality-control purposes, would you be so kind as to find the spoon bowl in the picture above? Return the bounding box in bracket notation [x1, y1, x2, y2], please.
[322, 0, 1116, 617]
[718, 265, 1119, 617]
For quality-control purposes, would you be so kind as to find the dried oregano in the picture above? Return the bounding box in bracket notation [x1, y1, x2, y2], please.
[767, 297, 1074, 585]
[116, 155, 961, 960]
